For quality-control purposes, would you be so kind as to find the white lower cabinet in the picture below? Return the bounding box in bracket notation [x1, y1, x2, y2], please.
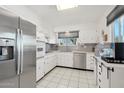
[96, 59, 124, 88]
[100, 64, 110, 88]
[45, 53, 57, 74]
[97, 62, 110, 88]
[57, 52, 73, 67]
[36, 53, 57, 81]
[110, 67, 124, 88]
[36, 58, 45, 81]
[86, 53, 94, 70]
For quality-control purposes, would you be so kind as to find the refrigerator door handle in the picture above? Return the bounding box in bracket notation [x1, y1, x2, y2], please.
[17, 28, 21, 75]
[20, 30, 23, 74]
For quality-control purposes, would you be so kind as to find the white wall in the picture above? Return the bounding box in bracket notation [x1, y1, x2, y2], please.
[96, 6, 115, 43]
[54, 23, 98, 43]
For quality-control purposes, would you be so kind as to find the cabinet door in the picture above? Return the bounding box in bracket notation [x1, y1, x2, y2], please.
[86, 53, 94, 70]
[57, 53, 73, 67]
[44, 58, 49, 74]
[40, 61, 45, 78]
[101, 65, 110, 88]
[36, 58, 45, 81]
[93, 57, 98, 86]
[64, 53, 73, 67]
[110, 67, 124, 88]
[97, 62, 102, 87]
[36, 61, 41, 81]
[53, 55, 57, 67]
[57, 53, 65, 66]
[45, 54, 57, 74]
[48, 56, 54, 71]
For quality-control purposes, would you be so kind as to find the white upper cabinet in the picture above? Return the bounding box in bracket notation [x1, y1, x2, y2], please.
[36, 31, 47, 42]
[79, 30, 97, 43]
[48, 32, 57, 44]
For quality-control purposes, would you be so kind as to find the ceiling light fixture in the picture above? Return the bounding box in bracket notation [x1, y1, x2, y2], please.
[57, 5, 78, 11]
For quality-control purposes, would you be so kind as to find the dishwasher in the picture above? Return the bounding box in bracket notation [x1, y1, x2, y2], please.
[73, 52, 86, 69]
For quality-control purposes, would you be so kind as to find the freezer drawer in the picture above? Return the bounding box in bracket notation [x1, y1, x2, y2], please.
[73, 53, 86, 69]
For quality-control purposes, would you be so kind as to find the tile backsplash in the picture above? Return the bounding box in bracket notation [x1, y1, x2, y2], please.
[58, 43, 97, 52]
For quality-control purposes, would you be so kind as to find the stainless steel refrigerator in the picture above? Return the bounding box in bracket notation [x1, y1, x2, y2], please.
[0, 8, 36, 88]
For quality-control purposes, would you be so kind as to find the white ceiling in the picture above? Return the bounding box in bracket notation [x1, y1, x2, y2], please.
[26, 5, 114, 27]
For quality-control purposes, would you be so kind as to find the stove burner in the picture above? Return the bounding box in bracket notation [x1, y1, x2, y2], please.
[101, 57, 124, 64]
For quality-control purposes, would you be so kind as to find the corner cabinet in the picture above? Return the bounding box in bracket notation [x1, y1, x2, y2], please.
[57, 52, 73, 67]
[36, 53, 57, 81]
[44, 53, 57, 74]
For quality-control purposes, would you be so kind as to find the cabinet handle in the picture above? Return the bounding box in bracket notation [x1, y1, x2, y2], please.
[99, 79, 101, 82]
[99, 65, 101, 68]
[107, 67, 109, 79]
[101, 63, 110, 79]
[101, 63, 103, 72]
[107, 67, 114, 79]
[109, 67, 114, 72]
[99, 72, 101, 75]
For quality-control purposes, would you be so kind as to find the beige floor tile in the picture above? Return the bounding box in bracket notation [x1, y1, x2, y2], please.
[57, 84, 68, 88]
[37, 67, 97, 88]
[46, 82, 58, 88]
[79, 83, 89, 88]
[37, 80, 49, 87]
[51, 77, 61, 83]
[70, 77, 79, 82]
[59, 79, 69, 85]
[79, 78, 88, 83]
[43, 76, 53, 81]
[68, 80, 78, 88]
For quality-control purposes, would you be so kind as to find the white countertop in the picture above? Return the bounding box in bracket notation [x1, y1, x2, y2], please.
[73, 51, 94, 54]
[45, 50, 95, 58]
[45, 51, 58, 57]
[45, 51, 94, 55]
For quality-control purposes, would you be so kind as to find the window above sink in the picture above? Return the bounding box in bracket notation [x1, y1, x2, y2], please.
[57, 31, 79, 46]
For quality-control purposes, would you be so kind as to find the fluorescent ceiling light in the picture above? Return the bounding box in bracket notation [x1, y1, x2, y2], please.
[57, 5, 78, 11]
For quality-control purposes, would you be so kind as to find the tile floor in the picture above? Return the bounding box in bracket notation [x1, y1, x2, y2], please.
[37, 67, 97, 88]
